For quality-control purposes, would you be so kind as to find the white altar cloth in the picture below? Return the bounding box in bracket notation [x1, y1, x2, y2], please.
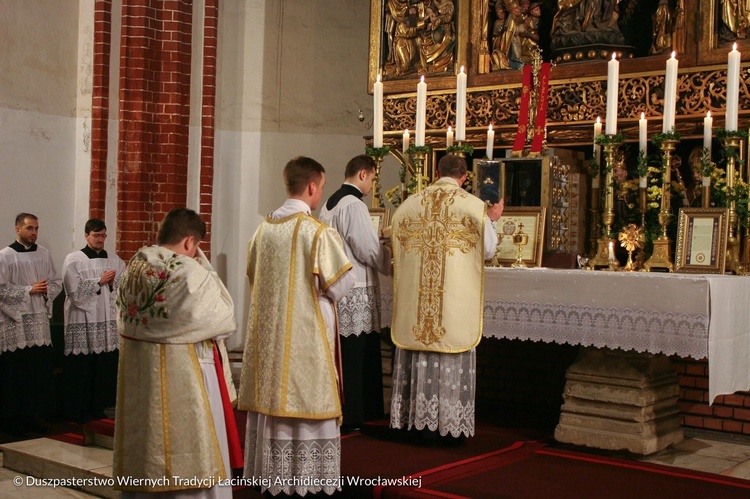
[380, 268, 750, 403]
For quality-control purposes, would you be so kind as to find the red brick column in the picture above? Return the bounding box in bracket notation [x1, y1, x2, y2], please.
[90, 0, 113, 220]
[116, 0, 193, 259]
[199, 0, 218, 257]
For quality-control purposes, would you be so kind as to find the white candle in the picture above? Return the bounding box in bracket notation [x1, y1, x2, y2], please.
[726, 43, 741, 132]
[662, 52, 678, 133]
[486, 124, 495, 160]
[639, 113, 647, 156]
[446, 126, 454, 148]
[608, 241, 615, 262]
[403, 129, 410, 153]
[606, 53, 619, 135]
[704, 111, 713, 155]
[592, 117, 602, 189]
[416, 76, 427, 147]
[373, 73, 383, 148]
[456, 66, 467, 141]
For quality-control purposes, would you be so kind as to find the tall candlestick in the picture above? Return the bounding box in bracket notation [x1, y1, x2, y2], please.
[593, 117, 602, 188]
[373, 73, 383, 148]
[456, 66, 467, 141]
[726, 43, 741, 132]
[606, 53, 619, 135]
[446, 126, 454, 148]
[704, 111, 713, 154]
[639, 113, 647, 156]
[403, 129, 410, 153]
[486, 124, 495, 160]
[416, 76, 427, 147]
[662, 52, 678, 133]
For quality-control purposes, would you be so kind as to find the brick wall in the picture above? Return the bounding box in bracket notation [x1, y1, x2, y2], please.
[90, 0, 216, 260]
[199, 0, 217, 255]
[673, 357, 750, 434]
[90, 0, 112, 220]
[475, 339, 750, 436]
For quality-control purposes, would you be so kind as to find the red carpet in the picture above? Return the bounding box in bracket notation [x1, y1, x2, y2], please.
[47, 431, 84, 446]
[376, 441, 750, 499]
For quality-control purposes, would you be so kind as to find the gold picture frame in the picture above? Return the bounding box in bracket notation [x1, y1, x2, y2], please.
[492, 206, 546, 267]
[674, 207, 729, 274]
[369, 207, 391, 238]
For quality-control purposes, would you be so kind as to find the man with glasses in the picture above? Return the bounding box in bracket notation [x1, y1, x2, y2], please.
[61, 218, 125, 423]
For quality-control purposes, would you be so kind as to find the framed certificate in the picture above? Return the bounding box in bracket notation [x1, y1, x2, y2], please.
[492, 206, 546, 267]
[369, 207, 390, 238]
[674, 208, 729, 274]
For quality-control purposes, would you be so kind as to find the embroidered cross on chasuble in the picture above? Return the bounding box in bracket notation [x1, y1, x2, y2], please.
[391, 178, 487, 354]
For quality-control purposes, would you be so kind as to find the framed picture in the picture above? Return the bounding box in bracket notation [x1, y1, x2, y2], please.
[369, 207, 391, 238]
[674, 207, 729, 274]
[492, 207, 546, 267]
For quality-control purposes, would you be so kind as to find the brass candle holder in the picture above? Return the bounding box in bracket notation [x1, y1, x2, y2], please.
[588, 139, 619, 269]
[643, 139, 677, 272]
[366, 147, 389, 209]
[511, 223, 529, 268]
[722, 135, 741, 273]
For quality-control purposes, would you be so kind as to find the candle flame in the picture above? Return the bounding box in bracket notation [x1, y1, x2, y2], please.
[707, 111, 711, 118]
[489, 124, 493, 131]
[420, 75, 425, 83]
[641, 112, 645, 119]
[460, 66, 465, 73]
[596, 116, 601, 124]
[733, 42, 738, 51]
[671, 51, 676, 58]
[612, 52, 617, 60]
[405, 129, 409, 133]
[448, 126, 452, 132]
[376, 73, 381, 83]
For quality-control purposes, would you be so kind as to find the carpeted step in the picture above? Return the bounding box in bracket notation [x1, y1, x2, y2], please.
[83, 418, 115, 449]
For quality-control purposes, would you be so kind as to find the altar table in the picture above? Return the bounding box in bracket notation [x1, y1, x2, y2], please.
[380, 267, 750, 404]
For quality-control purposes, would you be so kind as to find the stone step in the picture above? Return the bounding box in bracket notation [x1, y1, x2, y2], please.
[0, 438, 118, 498]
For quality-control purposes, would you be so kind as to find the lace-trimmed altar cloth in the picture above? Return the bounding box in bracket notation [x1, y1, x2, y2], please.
[381, 268, 750, 403]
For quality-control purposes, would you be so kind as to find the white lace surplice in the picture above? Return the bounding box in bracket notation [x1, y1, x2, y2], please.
[0, 245, 62, 353]
[319, 193, 391, 337]
[390, 347, 476, 438]
[63, 251, 125, 355]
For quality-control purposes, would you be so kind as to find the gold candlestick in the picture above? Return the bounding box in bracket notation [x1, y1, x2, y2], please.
[588, 140, 619, 269]
[369, 153, 385, 209]
[411, 150, 428, 192]
[722, 135, 741, 272]
[643, 139, 677, 272]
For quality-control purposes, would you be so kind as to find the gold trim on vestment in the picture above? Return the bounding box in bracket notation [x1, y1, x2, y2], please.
[190, 341, 226, 483]
[281, 217, 302, 411]
[159, 344, 171, 478]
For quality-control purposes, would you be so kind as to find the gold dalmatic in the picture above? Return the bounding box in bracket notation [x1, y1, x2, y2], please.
[391, 179, 486, 353]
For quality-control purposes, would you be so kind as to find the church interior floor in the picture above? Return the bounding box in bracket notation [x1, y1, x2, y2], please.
[1, 426, 750, 497]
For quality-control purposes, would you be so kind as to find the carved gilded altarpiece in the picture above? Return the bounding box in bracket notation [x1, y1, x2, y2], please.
[370, 0, 750, 148]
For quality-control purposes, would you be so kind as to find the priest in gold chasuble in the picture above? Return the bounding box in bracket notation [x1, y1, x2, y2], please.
[240, 157, 355, 497]
[390, 154, 503, 439]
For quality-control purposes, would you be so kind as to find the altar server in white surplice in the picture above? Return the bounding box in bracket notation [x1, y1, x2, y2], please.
[114, 208, 241, 499]
[62, 218, 125, 423]
[0, 213, 62, 436]
[240, 156, 355, 496]
[319, 154, 392, 431]
[390, 154, 503, 442]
